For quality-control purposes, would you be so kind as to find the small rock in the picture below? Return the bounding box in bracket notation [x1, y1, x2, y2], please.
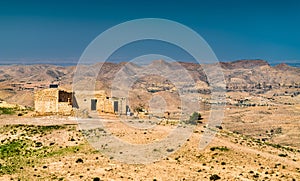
[76, 158, 84, 163]
[210, 174, 221, 180]
[35, 142, 43, 148]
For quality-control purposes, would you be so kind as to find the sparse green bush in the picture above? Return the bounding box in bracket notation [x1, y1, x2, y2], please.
[0, 107, 15, 115]
[0, 124, 82, 175]
[186, 112, 202, 125]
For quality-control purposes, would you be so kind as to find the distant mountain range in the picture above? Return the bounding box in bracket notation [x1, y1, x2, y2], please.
[0, 59, 299, 67]
[0, 59, 299, 107]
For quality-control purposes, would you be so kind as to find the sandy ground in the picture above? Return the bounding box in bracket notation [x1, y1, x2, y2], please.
[0, 105, 299, 180]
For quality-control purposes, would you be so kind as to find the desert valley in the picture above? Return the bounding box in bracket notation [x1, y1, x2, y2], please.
[0, 59, 299, 180]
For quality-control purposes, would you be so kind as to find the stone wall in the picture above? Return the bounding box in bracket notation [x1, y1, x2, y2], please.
[35, 88, 126, 116]
[34, 89, 58, 114]
[34, 88, 73, 115]
[58, 102, 73, 115]
[74, 90, 127, 115]
[110, 97, 127, 115]
[97, 96, 115, 114]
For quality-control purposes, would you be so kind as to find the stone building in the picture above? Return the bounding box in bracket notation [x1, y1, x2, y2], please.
[34, 88, 74, 115]
[34, 87, 127, 116]
[74, 90, 127, 115]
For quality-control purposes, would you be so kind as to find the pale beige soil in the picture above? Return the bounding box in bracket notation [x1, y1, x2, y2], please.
[0, 105, 299, 180]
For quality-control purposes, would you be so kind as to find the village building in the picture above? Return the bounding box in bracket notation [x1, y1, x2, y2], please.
[74, 90, 128, 115]
[34, 86, 128, 116]
[34, 88, 74, 115]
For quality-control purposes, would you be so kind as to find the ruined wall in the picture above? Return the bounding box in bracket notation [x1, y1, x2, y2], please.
[34, 88, 73, 115]
[58, 102, 73, 115]
[35, 88, 128, 116]
[58, 90, 72, 103]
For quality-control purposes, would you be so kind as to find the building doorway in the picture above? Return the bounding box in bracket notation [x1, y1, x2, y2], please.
[91, 99, 97, 111]
[113, 101, 118, 113]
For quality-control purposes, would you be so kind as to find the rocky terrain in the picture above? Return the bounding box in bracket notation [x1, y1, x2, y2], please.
[0, 109, 299, 180]
[0, 59, 299, 108]
[0, 59, 299, 180]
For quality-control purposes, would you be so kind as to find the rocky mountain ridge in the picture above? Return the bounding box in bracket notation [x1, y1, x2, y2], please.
[0, 59, 299, 107]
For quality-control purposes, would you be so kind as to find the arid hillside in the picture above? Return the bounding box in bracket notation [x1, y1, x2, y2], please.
[0, 60, 299, 108]
[0, 60, 299, 180]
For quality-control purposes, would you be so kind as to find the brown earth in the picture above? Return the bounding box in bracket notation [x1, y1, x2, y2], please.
[0, 105, 299, 180]
[0, 60, 299, 108]
[0, 60, 299, 180]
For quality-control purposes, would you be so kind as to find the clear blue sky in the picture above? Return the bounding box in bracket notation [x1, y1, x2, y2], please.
[0, 0, 300, 65]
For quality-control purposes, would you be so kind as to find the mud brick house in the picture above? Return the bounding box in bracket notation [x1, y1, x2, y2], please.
[74, 90, 127, 115]
[34, 88, 74, 115]
[34, 87, 127, 116]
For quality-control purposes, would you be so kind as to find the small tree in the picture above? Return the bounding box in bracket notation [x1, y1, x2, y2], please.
[186, 112, 202, 125]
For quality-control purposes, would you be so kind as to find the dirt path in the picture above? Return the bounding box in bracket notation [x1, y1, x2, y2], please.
[0, 116, 77, 126]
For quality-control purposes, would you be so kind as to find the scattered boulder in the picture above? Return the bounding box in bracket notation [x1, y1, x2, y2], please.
[210, 174, 221, 180]
[76, 158, 84, 163]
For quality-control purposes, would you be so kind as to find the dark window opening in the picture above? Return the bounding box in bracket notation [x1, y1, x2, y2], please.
[91, 99, 97, 110]
[49, 84, 58, 88]
[114, 101, 118, 113]
[58, 90, 72, 103]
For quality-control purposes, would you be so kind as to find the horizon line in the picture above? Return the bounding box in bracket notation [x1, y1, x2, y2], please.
[0, 59, 299, 68]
